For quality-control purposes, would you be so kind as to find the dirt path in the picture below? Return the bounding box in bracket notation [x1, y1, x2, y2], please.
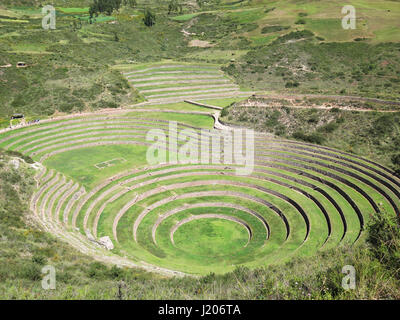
[123, 65, 217, 75]
[241, 101, 400, 113]
[129, 74, 224, 82]
[251, 93, 400, 110]
[127, 70, 221, 78]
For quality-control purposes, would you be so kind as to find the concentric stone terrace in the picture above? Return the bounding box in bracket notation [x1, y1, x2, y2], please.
[123, 63, 253, 105]
[1, 111, 399, 275]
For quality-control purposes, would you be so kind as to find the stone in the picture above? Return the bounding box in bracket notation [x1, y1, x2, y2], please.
[99, 236, 114, 250]
[9, 158, 20, 170]
[85, 229, 96, 241]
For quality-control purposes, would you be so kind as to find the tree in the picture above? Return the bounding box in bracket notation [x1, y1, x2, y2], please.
[392, 153, 400, 177]
[168, 0, 182, 14]
[196, 0, 206, 8]
[89, 0, 122, 18]
[123, 0, 137, 8]
[143, 9, 156, 27]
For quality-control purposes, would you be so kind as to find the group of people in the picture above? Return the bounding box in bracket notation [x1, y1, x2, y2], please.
[26, 119, 40, 125]
[9, 119, 40, 130]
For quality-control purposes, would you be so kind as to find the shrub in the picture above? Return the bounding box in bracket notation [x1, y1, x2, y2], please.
[295, 19, 306, 25]
[32, 254, 46, 265]
[274, 30, 314, 43]
[19, 262, 42, 281]
[367, 209, 400, 277]
[143, 9, 156, 27]
[307, 114, 319, 123]
[108, 265, 124, 279]
[87, 262, 108, 279]
[264, 7, 275, 13]
[285, 81, 300, 88]
[220, 106, 230, 117]
[292, 131, 324, 144]
[3, 149, 34, 164]
[391, 153, 400, 177]
[261, 25, 289, 34]
[318, 121, 338, 133]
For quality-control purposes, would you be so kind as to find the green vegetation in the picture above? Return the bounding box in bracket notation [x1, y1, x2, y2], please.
[221, 97, 400, 168]
[143, 9, 156, 27]
[392, 153, 400, 177]
[223, 40, 400, 100]
[173, 218, 250, 257]
[0, 2, 189, 123]
[89, 0, 124, 17]
[1, 0, 400, 121]
[261, 25, 290, 34]
[0, 0, 399, 300]
[167, 0, 182, 15]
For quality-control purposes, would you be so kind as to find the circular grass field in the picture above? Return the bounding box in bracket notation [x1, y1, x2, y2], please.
[1, 110, 399, 275]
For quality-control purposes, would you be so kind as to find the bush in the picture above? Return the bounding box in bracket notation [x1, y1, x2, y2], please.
[317, 122, 338, 133]
[367, 209, 400, 277]
[108, 265, 124, 279]
[220, 106, 230, 117]
[391, 153, 400, 177]
[3, 149, 34, 164]
[32, 254, 46, 265]
[292, 131, 324, 144]
[295, 19, 306, 25]
[261, 25, 289, 34]
[143, 9, 156, 27]
[285, 81, 300, 88]
[19, 262, 42, 281]
[275, 30, 314, 43]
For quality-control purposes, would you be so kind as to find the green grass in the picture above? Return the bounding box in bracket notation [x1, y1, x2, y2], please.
[57, 7, 89, 14]
[198, 97, 244, 107]
[170, 13, 200, 22]
[0, 0, 400, 298]
[184, 49, 248, 63]
[43, 144, 149, 189]
[166, 217, 250, 256]
[123, 111, 214, 128]
[129, 102, 214, 112]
